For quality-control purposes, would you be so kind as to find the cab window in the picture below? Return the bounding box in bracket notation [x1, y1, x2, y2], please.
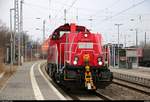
[51, 31, 59, 40]
[59, 31, 70, 38]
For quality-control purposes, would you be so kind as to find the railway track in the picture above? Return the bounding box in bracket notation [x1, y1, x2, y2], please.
[95, 90, 113, 100]
[40, 63, 113, 100]
[112, 78, 150, 95]
[62, 78, 150, 100]
[61, 86, 113, 100]
[68, 91, 112, 100]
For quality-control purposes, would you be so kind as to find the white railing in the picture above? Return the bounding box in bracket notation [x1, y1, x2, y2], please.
[113, 72, 150, 87]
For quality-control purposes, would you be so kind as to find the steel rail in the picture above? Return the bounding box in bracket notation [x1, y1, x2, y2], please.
[112, 78, 150, 95]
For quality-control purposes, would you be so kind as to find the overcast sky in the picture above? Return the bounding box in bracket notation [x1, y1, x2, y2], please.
[0, 0, 150, 46]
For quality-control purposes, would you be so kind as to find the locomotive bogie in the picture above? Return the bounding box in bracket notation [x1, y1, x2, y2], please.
[47, 62, 112, 87]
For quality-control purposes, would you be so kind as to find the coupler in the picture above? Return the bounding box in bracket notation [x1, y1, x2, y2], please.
[84, 65, 96, 90]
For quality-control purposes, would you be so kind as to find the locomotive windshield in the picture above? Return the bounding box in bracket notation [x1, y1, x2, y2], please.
[78, 42, 93, 49]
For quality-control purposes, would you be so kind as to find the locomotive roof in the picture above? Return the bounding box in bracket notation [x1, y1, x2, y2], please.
[53, 23, 90, 33]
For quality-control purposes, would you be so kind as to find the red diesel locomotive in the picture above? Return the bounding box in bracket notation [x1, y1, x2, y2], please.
[46, 23, 113, 90]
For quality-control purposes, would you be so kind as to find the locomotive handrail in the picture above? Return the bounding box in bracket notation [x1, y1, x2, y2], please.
[55, 45, 59, 73]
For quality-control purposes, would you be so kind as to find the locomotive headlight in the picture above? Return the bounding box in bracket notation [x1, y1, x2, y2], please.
[73, 61, 77, 65]
[84, 34, 88, 37]
[98, 61, 103, 65]
[98, 57, 103, 65]
[73, 56, 78, 65]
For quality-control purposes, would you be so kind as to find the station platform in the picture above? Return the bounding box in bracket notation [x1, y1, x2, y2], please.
[109, 66, 150, 87]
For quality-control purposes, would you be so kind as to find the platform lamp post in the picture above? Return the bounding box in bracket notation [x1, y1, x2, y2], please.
[111, 36, 117, 68]
[36, 18, 46, 60]
[130, 28, 138, 48]
[35, 28, 44, 59]
[130, 28, 139, 68]
[10, 8, 15, 72]
[115, 24, 123, 68]
[113, 44, 116, 68]
[35, 18, 46, 43]
[24, 31, 29, 62]
[31, 42, 32, 61]
[130, 18, 140, 68]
